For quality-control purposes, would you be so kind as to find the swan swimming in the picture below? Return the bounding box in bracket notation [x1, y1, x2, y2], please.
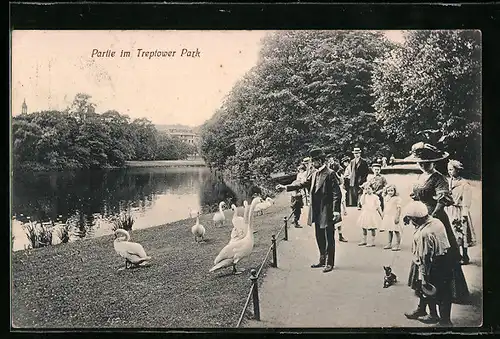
[209, 196, 262, 275]
[212, 201, 227, 227]
[191, 212, 206, 243]
[113, 229, 151, 270]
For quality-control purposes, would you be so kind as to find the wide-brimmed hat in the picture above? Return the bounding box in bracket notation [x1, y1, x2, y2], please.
[341, 155, 350, 162]
[404, 142, 449, 163]
[421, 282, 437, 298]
[352, 147, 362, 154]
[309, 148, 325, 160]
[371, 162, 382, 168]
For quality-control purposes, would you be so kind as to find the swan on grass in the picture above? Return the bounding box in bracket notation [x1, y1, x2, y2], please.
[212, 201, 227, 227]
[254, 197, 274, 216]
[209, 196, 263, 275]
[113, 229, 151, 270]
[191, 212, 206, 243]
[230, 201, 248, 243]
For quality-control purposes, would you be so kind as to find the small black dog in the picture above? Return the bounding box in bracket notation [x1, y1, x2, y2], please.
[383, 266, 397, 288]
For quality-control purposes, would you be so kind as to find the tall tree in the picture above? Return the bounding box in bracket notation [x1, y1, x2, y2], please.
[372, 30, 481, 176]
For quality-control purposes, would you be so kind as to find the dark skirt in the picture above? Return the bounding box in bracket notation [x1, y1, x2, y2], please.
[407, 253, 470, 304]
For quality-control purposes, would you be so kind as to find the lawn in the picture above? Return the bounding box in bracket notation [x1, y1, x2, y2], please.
[11, 194, 292, 328]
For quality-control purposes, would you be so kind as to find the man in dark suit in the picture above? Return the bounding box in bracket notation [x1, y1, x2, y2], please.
[276, 148, 342, 273]
[348, 147, 370, 209]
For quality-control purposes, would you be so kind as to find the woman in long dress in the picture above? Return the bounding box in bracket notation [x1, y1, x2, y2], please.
[445, 160, 477, 265]
[404, 142, 469, 326]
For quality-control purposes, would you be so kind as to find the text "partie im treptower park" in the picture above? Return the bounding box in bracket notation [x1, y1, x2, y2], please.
[91, 48, 201, 59]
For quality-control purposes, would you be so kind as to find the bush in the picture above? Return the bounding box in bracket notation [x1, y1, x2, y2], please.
[24, 222, 53, 249]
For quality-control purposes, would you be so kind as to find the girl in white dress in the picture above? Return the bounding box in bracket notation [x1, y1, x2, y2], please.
[381, 184, 403, 251]
[357, 184, 383, 247]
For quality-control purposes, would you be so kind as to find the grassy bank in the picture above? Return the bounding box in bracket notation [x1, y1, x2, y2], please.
[11, 194, 291, 328]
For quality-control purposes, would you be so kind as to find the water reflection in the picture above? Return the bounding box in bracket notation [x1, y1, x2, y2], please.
[11, 167, 251, 251]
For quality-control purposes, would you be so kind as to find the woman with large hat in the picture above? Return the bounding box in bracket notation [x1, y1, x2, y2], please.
[404, 142, 470, 326]
[403, 201, 454, 325]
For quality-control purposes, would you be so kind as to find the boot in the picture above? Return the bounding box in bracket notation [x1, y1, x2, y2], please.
[366, 233, 375, 247]
[419, 302, 440, 324]
[323, 248, 335, 273]
[311, 254, 326, 268]
[294, 218, 303, 228]
[358, 233, 367, 246]
[339, 233, 348, 242]
[384, 232, 393, 249]
[392, 231, 401, 251]
[404, 299, 427, 319]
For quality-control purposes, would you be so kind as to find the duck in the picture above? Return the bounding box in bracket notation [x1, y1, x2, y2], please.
[209, 196, 263, 275]
[191, 212, 206, 243]
[212, 201, 226, 227]
[254, 197, 275, 216]
[113, 229, 151, 270]
[230, 201, 248, 242]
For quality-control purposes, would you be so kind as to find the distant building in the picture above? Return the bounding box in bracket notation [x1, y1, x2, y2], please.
[165, 127, 200, 145]
[156, 124, 201, 156]
[21, 99, 27, 114]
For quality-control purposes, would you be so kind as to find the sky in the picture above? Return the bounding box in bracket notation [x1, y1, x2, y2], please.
[11, 30, 404, 127]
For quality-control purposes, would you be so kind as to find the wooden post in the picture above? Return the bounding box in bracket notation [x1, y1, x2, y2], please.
[271, 235, 277, 268]
[283, 216, 288, 241]
[250, 269, 260, 321]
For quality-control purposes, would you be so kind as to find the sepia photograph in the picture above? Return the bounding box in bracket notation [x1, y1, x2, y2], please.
[10, 29, 482, 329]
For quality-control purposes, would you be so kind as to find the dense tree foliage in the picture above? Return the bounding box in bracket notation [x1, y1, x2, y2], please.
[200, 30, 396, 185]
[200, 30, 481, 183]
[12, 93, 197, 171]
[372, 30, 481, 176]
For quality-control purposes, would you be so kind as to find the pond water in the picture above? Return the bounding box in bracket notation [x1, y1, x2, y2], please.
[11, 167, 255, 252]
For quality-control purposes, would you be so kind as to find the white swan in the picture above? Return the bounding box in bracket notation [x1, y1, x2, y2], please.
[212, 201, 226, 227]
[254, 197, 274, 216]
[113, 229, 151, 269]
[209, 196, 263, 274]
[191, 213, 205, 243]
[230, 201, 247, 242]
